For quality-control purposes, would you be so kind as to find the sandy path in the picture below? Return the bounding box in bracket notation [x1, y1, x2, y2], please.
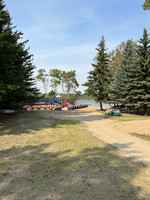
[41, 107, 150, 166]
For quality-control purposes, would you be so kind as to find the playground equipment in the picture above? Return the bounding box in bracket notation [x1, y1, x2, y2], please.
[62, 101, 70, 107]
[51, 100, 60, 106]
[25, 104, 62, 111]
[25, 97, 88, 111]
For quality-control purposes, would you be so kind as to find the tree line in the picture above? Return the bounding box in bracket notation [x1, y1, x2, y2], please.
[83, 29, 150, 115]
[36, 69, 79, 97]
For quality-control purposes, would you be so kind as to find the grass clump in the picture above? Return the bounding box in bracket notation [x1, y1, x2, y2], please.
[129, 132, 150, 141]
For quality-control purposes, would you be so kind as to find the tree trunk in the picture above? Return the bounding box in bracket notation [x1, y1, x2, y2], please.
[100, 101, 103, 111]
[144, 104, 148, 116]
[54, 84, 57, 94]
[126, 106, 130, 113]
[67, 83, 70, 97]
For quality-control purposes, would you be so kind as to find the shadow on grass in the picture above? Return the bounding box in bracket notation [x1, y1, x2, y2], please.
[0, 142, 148, 200]
[0, 111, 78, 136]
[0, 109, 106, 136]
[41, 109, 106, 123]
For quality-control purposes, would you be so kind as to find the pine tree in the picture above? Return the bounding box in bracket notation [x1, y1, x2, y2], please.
[108, 68, 122, 106]
[109, 40, 137, 110]
[0, 0, 37, 109]
[130, 29, 150, 115]
[83, 36, 110, 110]
[109, 30, 150, 115]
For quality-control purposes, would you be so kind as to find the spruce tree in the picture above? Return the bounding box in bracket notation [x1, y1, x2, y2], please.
[130, 29, 150, 115]
[109, 30, 150, 115]
[83, 36, 110, 110]
[0, 0, 37, 109]
[109, 40, 136, 109]
[108, 68, 122, 106]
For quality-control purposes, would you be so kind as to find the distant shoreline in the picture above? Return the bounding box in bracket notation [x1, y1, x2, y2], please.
[75, 99, 112, 108]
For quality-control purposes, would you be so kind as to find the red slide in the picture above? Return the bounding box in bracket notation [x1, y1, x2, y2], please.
[63, 101, 70, 106]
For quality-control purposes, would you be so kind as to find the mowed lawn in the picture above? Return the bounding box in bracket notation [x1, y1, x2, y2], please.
[0, 111, 150, 200]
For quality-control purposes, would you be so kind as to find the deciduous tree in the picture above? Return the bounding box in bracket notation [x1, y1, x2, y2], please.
[143, 0, 150, 10]
[49, 69, 61, 94]
[62, 70, 79, 96]
[36, 69, 49, 95]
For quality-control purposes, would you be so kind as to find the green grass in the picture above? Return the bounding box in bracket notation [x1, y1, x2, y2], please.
[129, 132, 150, 141]
[100, 110, 150, 121]
[0, 111, 150, 200]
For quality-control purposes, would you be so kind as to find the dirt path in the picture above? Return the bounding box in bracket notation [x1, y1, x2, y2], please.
[41, 107, 150, 166]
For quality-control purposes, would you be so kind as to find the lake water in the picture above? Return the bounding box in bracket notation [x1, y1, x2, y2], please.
[75, 99, 112, 108]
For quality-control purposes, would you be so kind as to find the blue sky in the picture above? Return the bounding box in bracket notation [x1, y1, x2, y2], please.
[4, 0, 150, 93]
